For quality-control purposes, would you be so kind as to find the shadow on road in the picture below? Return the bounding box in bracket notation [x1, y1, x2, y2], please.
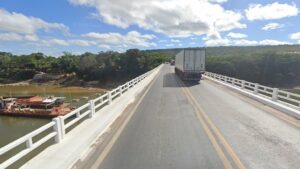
[163, 73, 200, 88]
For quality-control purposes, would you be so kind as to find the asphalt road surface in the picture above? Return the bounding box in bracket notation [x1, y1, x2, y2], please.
[87, 65, 300, 169]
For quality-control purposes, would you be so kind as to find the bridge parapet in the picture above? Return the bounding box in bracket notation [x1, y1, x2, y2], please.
[204, 72, 300, 119]
[0, 65, 161, 169]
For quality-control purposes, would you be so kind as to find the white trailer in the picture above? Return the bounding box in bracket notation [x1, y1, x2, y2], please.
[175, 48, 205, 81]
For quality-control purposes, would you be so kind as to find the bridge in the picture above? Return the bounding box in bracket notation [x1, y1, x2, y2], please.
[1, 64, 300, 169]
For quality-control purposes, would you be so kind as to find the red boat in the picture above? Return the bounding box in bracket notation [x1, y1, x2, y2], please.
[0, 96, 73, 118]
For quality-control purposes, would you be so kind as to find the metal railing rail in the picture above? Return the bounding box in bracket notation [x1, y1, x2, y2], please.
[0, 65, 159, 169]
[205, 72, 300, 110]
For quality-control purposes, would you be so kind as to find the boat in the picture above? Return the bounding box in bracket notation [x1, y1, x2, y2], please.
[0, 96, 73, 118]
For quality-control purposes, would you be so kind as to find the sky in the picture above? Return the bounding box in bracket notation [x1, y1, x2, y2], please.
[0, 0, 299, 56]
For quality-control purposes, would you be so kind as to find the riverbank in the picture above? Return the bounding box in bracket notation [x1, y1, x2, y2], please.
[0, 72, 130, 90]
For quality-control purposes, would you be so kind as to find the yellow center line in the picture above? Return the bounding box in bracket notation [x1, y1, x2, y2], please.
[186, 88, 246, 169]
[174, 77, 233, 169]
[177, 77, 246, 169]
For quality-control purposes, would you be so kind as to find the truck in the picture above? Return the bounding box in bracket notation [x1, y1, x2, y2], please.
[175, 48, 206, 81]
[170, 59, 175, 65]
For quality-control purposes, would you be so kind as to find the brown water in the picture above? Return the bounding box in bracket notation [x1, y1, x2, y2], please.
[0, 85, 104, 168]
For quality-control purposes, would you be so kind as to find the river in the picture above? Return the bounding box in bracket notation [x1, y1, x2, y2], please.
[0, 84, 103, 168]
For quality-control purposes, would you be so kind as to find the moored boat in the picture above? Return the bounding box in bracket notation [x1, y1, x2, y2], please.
[0, 96, 73, 118]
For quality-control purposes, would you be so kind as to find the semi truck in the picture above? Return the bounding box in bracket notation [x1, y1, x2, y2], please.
[175, 48, 206, 81]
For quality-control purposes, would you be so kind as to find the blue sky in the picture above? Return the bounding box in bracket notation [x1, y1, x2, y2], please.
[0, 0, 299, 56]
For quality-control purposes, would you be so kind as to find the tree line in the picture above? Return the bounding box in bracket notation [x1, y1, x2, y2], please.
[0, 49, 170, 84]
[1, 45, 300, 88]
[206, 52, 300, 88]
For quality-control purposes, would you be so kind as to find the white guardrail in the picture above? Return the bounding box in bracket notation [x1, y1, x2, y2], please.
[0, 66, 157, 169]
[205, 72, 300, 110]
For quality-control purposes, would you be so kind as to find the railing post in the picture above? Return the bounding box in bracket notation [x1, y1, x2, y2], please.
[119, 86, 123, 96]
[59, 116, 65, 139]
[108, 91, 112, 105]
[26, 138, 33, 148]
[89, 100, 95, 118]
[272, 88, 278, 101]
[241, 80, 245, 89]
[53, 117, 62, 143]
[225, 76, 228, 82]
[254, 83, 259, 94]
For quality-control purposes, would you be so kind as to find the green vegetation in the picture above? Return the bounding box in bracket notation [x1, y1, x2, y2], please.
[207, 53, 300, 88]
[2, 45, 300, 88]
[0, 49, 170, 84]
[149, 45, 300, 88]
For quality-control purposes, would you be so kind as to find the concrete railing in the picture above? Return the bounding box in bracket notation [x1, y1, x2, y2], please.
[205, 72, 300, 110]
[0, 66, 158, 169]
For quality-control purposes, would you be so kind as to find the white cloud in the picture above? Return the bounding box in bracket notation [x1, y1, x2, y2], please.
[0, 9, 69, 34]
[233, 39, 258, 45]
[209, 0, 228, 4]
[259, 39, 290, 45]
[165, 43, 174, 47]
[205, 38, 230, 46]
[33, 39, 89, 47]
[83, 31, 156, 47]
[171, 39, 180, 43]
[69, 0, 246, 37]
[203, 33, 292, 46]
[262, 23, 283, 30]
[98, 44, 111, 49]
[203, 30, 221, 40]
[290, 32, 300, 40]
[227, 32, 247, 38]
[0, 33, 39, 41]
[24, 34, 39, 41]
[245, 2, 299, 21]
[43, 39, 69, 46]
[190, 42, 196, 45]
[69, 39, 95, 46]
[0, 33, 23, 41]
[203, 31, 230, 46]
[159, 40, 167, 43]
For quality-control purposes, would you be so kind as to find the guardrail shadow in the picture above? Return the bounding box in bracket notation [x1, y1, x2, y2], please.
[163, 73, 200, 88]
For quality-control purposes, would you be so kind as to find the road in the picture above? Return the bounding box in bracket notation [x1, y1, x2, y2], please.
[83, 65, 300, 169]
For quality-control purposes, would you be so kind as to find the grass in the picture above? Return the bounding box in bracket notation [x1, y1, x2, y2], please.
[286, 89, 300, 95]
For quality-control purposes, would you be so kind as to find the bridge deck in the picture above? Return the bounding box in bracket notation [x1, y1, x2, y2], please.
[86, 65, 300, 169]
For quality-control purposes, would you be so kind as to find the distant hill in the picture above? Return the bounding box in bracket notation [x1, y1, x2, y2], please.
[146, 44, 300, 58]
